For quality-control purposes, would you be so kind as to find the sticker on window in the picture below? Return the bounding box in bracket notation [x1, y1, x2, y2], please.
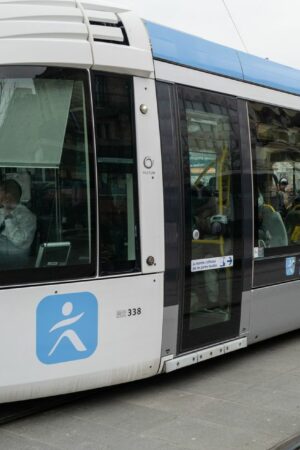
[285, 257, 296, 277]
[191, 256, 233, 273]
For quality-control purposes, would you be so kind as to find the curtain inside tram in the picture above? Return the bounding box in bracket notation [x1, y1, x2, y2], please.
[0, 79, 73, 168]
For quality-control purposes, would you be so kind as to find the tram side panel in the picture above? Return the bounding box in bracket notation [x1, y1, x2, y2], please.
[0, 74, 165, 403]
[154, 57, 300, 357]
[0, 275, 163, 403]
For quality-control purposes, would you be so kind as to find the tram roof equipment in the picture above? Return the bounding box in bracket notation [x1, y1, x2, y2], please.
[0, 0, 154, 76]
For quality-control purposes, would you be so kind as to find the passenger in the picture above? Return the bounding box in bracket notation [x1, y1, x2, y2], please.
[277, 177, 289, 217]
[257, 173, 286, 216]
[285, 196, 300, 243]
[0, 179, 36, 268]
[257, 186, 288, 248]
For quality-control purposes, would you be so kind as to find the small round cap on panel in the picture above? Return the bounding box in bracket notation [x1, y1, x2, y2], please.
[146, 256, 155, 266]
[140, 104, 148, 115]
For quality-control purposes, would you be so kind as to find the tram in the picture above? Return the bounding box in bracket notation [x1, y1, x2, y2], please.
[0, 0, 300, 403]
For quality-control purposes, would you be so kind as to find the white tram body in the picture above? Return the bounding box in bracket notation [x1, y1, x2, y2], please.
[0, 1, 300, 402]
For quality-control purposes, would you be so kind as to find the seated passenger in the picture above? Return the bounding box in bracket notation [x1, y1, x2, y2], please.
[0, 179, 36, 268]
[285, 197, 300, 243]
[258, 193, 288, 248]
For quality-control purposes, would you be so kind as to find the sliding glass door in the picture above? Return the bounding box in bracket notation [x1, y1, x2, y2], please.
[178, 86, 243, 351]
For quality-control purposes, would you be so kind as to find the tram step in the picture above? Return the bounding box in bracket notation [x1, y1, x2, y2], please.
[164, 337, 247, 373]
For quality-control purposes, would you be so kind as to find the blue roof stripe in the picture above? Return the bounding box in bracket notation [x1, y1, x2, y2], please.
[145, 21, 300, 97]
[238, 52, 300, 96]
[145, 21, 244, 81]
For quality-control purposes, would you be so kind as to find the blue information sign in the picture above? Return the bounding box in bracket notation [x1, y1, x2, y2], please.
[36, 292, 98, 364]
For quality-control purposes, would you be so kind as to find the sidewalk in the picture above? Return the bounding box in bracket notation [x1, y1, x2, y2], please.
[2, 331, 300, 449]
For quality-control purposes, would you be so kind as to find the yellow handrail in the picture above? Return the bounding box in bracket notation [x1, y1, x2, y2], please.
[192, 146, 229, 258]
[192, 239, 222, 245]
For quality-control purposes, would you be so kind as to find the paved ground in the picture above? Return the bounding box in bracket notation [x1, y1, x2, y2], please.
[2, 331, 300, 450]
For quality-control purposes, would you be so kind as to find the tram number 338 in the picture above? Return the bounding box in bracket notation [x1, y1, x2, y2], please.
[128, 308, 142, 317]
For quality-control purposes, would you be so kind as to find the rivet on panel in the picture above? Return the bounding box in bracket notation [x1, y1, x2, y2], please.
[140, 104, 148, 115]
[147, 256, 155, 266]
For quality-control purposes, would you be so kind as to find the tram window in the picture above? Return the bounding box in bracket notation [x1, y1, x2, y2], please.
[0, 67, 95, 283]
[249, 102, 300, 256]
[93, 74, 140, 274]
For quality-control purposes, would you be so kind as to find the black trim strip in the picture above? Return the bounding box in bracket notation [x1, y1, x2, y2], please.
[156, 81, 184, 308]
[237, 99, 253, 292]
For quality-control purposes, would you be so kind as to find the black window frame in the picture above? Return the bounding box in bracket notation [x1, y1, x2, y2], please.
[91, 71, 141, 276]
[177, 84, 244, 352]
[0, 65, 97, 286]
[248, 100, 300, 287]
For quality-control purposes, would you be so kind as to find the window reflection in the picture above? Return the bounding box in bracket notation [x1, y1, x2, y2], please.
[0, 70, 94, 277]
[184, 103, 238, 330]
[249, 102, 300, 254]
[94, 74, 140, 274]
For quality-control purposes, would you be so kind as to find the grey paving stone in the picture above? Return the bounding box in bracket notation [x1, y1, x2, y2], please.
[3, 410, 186, 450]
[0, 429, 59, 450]
[164, 370, 251, 400]
[227, 385, 300, 416]
[2, 411, 135, 450]
[192, 397, 300, 439]
[120, 386, 216, 415]
[61, 396, 177, 434]
[234, 348, 300, 374]
[259, 369, 300, 394]
[215, 363, 283, 385]
[142, 415, 274, 450]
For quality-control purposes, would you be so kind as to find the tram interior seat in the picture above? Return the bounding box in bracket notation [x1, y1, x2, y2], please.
[285, 202, 300, 244]
[259, 203, 288, 248]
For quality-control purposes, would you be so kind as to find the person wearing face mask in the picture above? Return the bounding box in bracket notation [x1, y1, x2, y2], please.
[277, 177, 289, 217]
[0, 179, 36, 268]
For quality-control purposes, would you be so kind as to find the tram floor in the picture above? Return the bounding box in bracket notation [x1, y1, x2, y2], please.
[2, 331, 300, 450]
[189, 308, 229, 329]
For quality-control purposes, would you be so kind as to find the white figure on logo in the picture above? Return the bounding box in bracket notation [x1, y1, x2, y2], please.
[48, 301, 87, 356]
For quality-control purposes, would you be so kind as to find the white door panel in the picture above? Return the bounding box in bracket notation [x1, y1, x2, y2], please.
[134, 77, 165, 274]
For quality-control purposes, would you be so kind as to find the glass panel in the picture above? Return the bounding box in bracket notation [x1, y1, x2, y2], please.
[179, 88, 242, 350]
[249, 102, 300, 256]
[0, 68, 95, 281]
[94, 74, 140, 274]
[188, 109, 234, 328]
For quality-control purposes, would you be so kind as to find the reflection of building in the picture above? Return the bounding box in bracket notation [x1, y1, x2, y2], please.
[188, 110, 231, 188]
[252, 103, 300, 196]
[0, 73, 92, 270]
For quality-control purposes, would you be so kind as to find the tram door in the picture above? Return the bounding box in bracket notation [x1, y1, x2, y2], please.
[178, 86, 243, 352]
